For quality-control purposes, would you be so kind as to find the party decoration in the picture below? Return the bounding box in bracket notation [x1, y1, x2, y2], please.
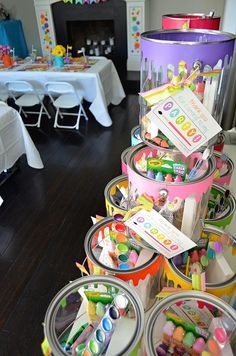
[39, 11, 53, 54]
[130, 7, 141, 54]
[64, 0, 108, 3]
[52, 45, 66, 57]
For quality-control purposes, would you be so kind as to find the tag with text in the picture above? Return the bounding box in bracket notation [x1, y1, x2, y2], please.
[125, 209, 196, 259]
[147, 87, 222, 156]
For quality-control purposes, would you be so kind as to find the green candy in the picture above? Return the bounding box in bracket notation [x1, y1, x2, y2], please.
[183, 332, 196, 348]
[96, 302, 106, 317]
[200, 255, 209, 267]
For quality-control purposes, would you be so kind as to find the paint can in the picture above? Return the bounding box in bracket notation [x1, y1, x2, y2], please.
[145, 291, 236, 356]
[162, 225, 236, 305]
[104, 175, 128, 217]
[140, 30, 236, 149]
[214, 132, 225, 152]
[162, 13, 221, 30]
[126, 143, 216, 239]
[84, 217, 163, 311]
[121, 146, 132, 175]
[42, 276, 144, 356]
[131, 125, 142, 146]
[205, 183, 236, 229]
[213, 151, 234, 186]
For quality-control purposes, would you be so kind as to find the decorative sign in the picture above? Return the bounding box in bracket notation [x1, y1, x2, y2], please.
[63, 0, 108, 3]
[130, 7, 141, 54]
[146, 87, 222, 157]
[125, 208, 196, 259]
[40, 11, 53, 53]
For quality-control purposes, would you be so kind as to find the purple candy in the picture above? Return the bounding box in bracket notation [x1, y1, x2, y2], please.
[172, 254, 182, 266]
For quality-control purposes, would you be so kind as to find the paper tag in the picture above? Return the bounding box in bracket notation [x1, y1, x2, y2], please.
[146, 87, 222, 157]
[124, 209, 196, 258]
[0, 196, 3, 206]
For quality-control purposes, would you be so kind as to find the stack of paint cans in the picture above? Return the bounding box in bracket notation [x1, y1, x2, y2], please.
[42, 22, 236, 356]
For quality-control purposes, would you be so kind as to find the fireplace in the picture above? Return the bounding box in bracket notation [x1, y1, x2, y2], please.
[34, 0, 149, 71]
[51, 0, 126, 71]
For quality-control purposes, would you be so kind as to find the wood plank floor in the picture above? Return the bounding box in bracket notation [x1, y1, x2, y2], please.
[0, 94, 139, 355]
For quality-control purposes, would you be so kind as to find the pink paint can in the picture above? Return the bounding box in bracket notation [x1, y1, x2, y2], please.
[213, 152, 234, 187]
[162, 13, 221, 30]
[121, 146, 132, 175]
[126, 143, 216, 240]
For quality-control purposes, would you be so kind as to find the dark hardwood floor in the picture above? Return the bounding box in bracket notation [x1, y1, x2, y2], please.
[0, 93, 139, 355]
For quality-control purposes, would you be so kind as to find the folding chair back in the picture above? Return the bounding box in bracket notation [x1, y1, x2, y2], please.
[5, 81, 34, 94]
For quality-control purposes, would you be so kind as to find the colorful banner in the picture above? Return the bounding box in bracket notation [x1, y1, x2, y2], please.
[63, 0, 108, 3]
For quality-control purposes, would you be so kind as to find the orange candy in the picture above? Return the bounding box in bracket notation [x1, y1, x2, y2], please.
[207, 338, 221, 356]
[173, 326, 185, 342]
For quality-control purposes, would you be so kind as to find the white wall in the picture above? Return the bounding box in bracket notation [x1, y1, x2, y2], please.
[148, 0, 225, 30]
[0, 0, 229, 57]
[1, 0, 42, 54]
[222, 0, 236, 33]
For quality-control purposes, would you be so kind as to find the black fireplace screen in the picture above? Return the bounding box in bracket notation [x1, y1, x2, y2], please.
[67, 20, 115, 57]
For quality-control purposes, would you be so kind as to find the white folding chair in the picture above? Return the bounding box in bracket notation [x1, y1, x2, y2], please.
[5, 81, 51, 128]
[0, 83, 9, 103]
[45, 81, 88, 130]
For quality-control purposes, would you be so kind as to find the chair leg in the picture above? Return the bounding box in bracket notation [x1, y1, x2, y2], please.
[41, 101, 51, 119]
[37, 105, 43, 128]
[76, 106, 82, 130]
[54, 108, 60, 128]
[80, 104, 88, 121]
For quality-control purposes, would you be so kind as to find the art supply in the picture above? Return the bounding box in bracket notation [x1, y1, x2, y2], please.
[127, 143, 216, 241]
[162, 226, 236, 304]
[144, 291, 236, 356]
[42, 276, 145, 356]
[84, 217, 163, 310]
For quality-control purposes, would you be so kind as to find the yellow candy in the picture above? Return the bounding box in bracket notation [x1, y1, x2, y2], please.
[202, 352, 212, 356]
[86, 301, 99, 323]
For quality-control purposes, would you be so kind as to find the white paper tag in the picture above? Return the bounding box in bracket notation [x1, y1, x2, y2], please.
[147, 87, 222, 157]
[125, 209, 196, 259]
[0, 196, 3, 206]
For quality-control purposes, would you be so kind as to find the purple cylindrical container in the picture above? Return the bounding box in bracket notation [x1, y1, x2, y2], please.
[140, 30, 235, 146]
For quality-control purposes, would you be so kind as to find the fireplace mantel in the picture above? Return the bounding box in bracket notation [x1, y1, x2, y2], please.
[33, 0, 149, 70]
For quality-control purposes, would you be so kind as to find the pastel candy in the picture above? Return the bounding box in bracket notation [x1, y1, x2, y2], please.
[213, 241, 223, 253]
[202, 352, 212, 356]
[156, 343, 168, 356]
[173, 326, 185, 342]
[165, 173, 173, 182]
[191, 262, 202, 274]
[147, 170, 155, 179]
[207, 248, 215, 260]
[156, 172, 164, 181]
[163, 320, 175, 337]
[96, 302, 105, 317]
[192, 337, 206, 353]
[129, 249, 139, 265]
[199, 248, 207, 257]
[174, 175, 182, 182]
[183, 332, 196, 348]
[191, 250, 200, 263]
[182, 251, 189, 265]
[172, 254, 182, 266]
[207, 338, 221, 356]
[200, 255, 209, 267]
[214, 327, 227, 344]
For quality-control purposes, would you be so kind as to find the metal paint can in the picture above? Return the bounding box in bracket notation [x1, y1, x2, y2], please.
[162, 13, 221, 30]
[42, 276, 144, 356]
[104, 175, 128, 217]
[213, 151, 234, 186]
[121, 146, 132, 175]
[131, 125, 142, 146]
[84, 217, 163, 311]
[140, 30, 236, 147]
[145, 291, 236, 356]
[126, 143, 216, 239]
[205, 183, 236, 229]
[162, 225, 236, 305]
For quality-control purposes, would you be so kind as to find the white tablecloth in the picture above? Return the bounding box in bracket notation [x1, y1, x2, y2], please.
[0, 106, 43, 172]
[0, 58, 126, 127]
